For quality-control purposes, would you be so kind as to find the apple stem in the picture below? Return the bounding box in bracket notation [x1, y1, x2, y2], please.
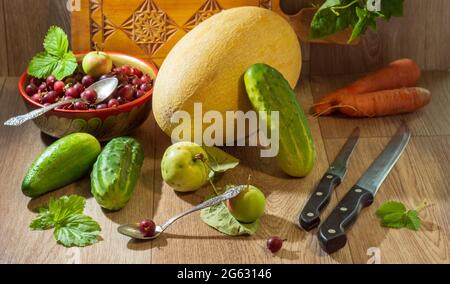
[416, 199, 432, 213]
[246, 174, 252, 190]
[208, 179, 220, 196]
[194, 153, 221, 196]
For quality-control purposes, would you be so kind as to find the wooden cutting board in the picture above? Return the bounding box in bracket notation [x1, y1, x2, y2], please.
[71, 0, 284, 67]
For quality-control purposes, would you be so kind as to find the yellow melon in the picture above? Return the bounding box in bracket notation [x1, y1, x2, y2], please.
[153, 6, 301, 142]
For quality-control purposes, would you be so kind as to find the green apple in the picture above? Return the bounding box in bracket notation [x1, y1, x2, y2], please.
[161, 142, 209, 192]
[227, 185, 266, 223]
[82, 51, 113, 77]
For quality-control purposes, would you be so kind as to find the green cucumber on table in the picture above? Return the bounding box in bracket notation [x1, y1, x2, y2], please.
[22, 133, 101, 198]
[91, 137, 144, 211]
[244, 63, 316, 177]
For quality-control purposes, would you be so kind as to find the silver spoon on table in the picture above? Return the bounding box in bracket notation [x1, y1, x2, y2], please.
[118, 185, 245, 240]
[4, 77, 119, 126]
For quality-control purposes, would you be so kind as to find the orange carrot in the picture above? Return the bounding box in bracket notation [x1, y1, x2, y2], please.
[314, 59, 421, 115]
[323, 87, 431, 118]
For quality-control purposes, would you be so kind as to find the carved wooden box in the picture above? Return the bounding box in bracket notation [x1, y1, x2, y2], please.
[72, 0, 282, 66]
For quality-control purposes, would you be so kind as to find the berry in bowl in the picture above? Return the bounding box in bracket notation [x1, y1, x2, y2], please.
[19, 52, 158, 141]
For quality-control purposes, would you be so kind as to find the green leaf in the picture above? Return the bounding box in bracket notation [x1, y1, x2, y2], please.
[310, 0, 359, 39]
[54, 214, 101, 247]
[201, 188, 259, 236]
[348, 7, 377, 43]
[310, 0, 404, 42]
[43, 26, 69, 57]
[376, 201, 406, 218]
[28, 52, 60, 79]
[381, 0, 404, 19]
[405, 210, 421, 231]
[376, 201, 423, 231]
[52, 52, 78, 80]
[30, 207, 54, 230]
[48, 195, 85, 223]
[381, 212, 406, 228]
[27, 26, 77, 80]
[202, 146, 239, 178]
[29, 195, 101, 248]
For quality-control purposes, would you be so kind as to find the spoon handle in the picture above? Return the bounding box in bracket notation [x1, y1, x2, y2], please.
[160, 185, 245, 232]
[4, 99, 79, 126]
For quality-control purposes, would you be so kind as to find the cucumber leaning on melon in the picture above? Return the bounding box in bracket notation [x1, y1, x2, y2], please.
[244, 64, 316, 177]
[153, 7, 302, 143]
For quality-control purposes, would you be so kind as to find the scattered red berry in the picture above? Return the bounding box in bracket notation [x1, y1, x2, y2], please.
[267, 236, 284, 253]
[139, 219, 156, 237]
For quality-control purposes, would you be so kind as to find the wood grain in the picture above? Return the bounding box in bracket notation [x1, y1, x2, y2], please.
[150, 78, 352, 264]
[310, 71, 450, 138]
[3, 0, 71, 76]
[309, 0, 450, 75]
[0, 78, 154, 264]
[0, 0, 7, 76]
[0, 73, 449, 263]
[323, 136, 450, 263]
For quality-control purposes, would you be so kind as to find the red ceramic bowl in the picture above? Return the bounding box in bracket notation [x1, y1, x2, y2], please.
[19, 52, 158, 141]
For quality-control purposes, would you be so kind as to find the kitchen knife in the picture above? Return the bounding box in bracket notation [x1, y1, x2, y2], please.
[318, 122, 411, 254]
[299, 127, 360, 231]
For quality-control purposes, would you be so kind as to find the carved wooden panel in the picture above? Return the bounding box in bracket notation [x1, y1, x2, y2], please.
[72, 0, 282, 66]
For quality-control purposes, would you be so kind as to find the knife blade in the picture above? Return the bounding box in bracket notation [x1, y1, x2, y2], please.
[299, 127, 360, 231]
[318, 122, 411, 254]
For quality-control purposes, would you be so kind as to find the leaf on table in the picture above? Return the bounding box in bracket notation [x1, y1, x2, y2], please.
[381, 212, 406, 228]
[405, 210, 421, 231]
[29, 195, 101, 248]
[201, 189, 259, 236]
[376, 201, 406, 218]
[48, 195, 86, 223]
[202, 146, 239, 179]
[54, 214, 101, 247]
[30, 207, 54, 230]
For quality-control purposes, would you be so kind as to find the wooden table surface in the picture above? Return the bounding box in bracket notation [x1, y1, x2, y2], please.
[0, 72, 449, 264]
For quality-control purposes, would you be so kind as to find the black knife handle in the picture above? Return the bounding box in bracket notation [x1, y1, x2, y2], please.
[299, 173, 341, 231]
[318, 185, 374, 254]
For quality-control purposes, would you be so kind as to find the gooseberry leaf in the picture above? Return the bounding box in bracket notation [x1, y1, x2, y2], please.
[30, 195, 101, 247]
[202, 146, 239, 179]
[28, 26, 77, 80]
[201, 186, 259, 236]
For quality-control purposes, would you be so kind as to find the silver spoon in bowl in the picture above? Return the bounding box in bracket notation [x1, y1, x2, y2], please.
[118, 185, 245, 240]
[4, 77, 119, 126]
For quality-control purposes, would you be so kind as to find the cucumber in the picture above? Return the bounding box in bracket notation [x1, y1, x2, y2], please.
[91, 137, 144, 211]
[22, 133, 101, 197]
[244, 63, 316, 177]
